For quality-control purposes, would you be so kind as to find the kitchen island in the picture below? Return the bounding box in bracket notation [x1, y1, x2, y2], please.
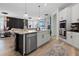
[10, 29, 50, 55]
[10, 29, 37, 55]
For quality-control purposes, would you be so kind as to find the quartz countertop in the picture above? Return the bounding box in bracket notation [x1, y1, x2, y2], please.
[37, 29, 50, 32]
[9, 28, 37, 34]
[9, 28, 50, 34]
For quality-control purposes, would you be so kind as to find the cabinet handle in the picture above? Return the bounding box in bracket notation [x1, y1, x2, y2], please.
[71, 36, 72, 39]
[77, 19, 79, 21]
[42, 35, 44, 38]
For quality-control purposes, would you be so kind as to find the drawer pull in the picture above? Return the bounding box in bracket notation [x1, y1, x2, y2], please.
[42, 35, 44, 38]
[71, 36, 72, 38]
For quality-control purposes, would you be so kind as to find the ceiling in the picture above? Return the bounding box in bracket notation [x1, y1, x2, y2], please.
[0, 3, 74, 19]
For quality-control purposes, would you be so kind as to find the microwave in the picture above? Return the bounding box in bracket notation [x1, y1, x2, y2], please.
[71, 23, 79, 32]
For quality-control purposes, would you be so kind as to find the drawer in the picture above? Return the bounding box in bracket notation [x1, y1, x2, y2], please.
[27, 33, 36, 37]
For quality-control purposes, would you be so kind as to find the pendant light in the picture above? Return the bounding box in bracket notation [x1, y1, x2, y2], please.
[44, 3, 47, 7]
[24, 2, 28, 19]
[24, 1, 28, 29]
[38, 5, 41, 20]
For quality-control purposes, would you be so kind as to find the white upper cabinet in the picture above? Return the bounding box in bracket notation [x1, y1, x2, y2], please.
[59, 6, 72, 30]
[72, 4, 79, 23]
[59, 7, 71, 21]
[59, 10, 64, 21]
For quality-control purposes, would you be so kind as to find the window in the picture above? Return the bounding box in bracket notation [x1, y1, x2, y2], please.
[0, 16, 4, 31]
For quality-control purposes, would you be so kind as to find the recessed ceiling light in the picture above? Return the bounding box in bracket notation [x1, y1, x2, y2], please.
[1, 12, 8, 15]
[44, 14, 48, 16]
[44, 3, 47, 7]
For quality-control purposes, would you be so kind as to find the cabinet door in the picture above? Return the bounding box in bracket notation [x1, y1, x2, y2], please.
[72, 4, 79, 23]
[43, 31, 50, 43]
[59, 7, 71, 21]
[67, 32, 73, 44]
[72, 32, 79, 48]
[66, 7, 72, 30]
[37, 32, 44, 47]
[62, 8, 67, 20]
[25, 33, 37, 54]
[59, 9, 66, 21]
[59, 11, 63, 21]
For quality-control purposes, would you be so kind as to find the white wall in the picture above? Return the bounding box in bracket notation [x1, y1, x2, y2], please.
[51, 14, 57, 37]
[51, 9, 59, 39]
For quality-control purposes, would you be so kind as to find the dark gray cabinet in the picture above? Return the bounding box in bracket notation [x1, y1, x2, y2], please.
[15, 32, 37, 55]
[25, 33, 37, 54]
[15, 34, 23, 54]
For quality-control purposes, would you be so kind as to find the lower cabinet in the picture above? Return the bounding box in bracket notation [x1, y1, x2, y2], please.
[72, 32, 79, 48]
[67, 31, 73, 44]
[15, 31, 50, 55]
[25, 33, 37, 54]
[15, 34, 23, 54]
[67, 31, 79, 49]
[37, 30, 50, 48]
[15, 32, 37, 55]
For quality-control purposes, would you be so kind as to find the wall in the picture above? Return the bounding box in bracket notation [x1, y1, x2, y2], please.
[51, 14, 57, 37]
[51, 9, 59, 39]
[28, 20, 38, 29]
